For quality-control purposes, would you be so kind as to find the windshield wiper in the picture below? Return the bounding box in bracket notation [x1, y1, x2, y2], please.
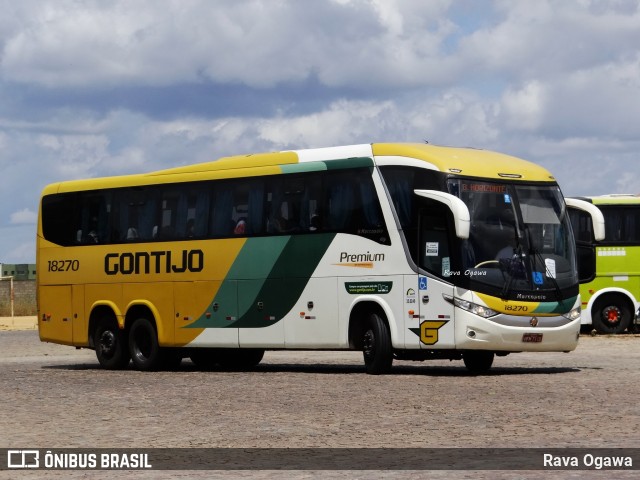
[499, 243, 526, 299]
[499, 204, 526, 299]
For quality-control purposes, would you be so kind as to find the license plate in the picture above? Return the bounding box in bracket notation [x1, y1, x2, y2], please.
[522, 333, 543, 343]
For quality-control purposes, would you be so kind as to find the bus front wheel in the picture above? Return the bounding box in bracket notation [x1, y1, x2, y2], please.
[362, 313, 393, 375]
[128, 317, 162, 371]
[94, 320, 130, 370]
[592, 296, 632, 334]
[463, 351, 494, 374]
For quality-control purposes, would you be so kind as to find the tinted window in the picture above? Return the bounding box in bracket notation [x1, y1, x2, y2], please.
[41, 167, 390, 246]
[601, 206, 640, 244]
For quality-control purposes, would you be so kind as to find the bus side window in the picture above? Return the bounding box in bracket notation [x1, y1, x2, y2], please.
[301, 175, 322, 232]
[42, 193, 77, 246]
[157, 185, 210, 241]
[231, 184, 249, 236]
[112, 187, 157, 243]
[159, 190, 179, 240]
[245, 179, 265, 235]
[326, 172, 354, 232]
[185, 187, 210, 238]
[323, 169, 388, 241]
[267, 176, 305, 234]
[210, 186, 234, 237]
[76, 192, 111, 244]
[601, 206, 640, 244]
[630, 207, 640, 242]
[604, 207, 624, 242]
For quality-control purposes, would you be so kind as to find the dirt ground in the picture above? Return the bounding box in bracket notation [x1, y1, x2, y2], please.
[0, 319, 638, 479]
[0, 316, 37, 331]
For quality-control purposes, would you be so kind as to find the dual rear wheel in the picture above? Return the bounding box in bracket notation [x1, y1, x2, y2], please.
[94, 321, 130, 370]
[94, 316, 264, 371]
[128, 317, 182, 371]
[94, 317, 181, 371]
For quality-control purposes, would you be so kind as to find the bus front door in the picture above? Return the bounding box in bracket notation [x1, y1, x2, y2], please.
[416, 275, 455, 350]
[415, 206, 456, 350]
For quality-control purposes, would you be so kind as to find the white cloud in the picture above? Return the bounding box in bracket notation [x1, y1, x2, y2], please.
[500, 81, 546, 132]
[461, 0, 640, 79]
[258, 100, 396, 148]
[0, 0, 464, 90]
[10, 208, 37, 225]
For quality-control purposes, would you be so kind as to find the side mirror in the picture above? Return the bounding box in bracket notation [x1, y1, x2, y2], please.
[565, 198, 605, 241]
[414, 190, 470, 239]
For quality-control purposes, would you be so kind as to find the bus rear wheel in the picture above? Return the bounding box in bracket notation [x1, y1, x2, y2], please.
[362, 312, 393, 375]
[592, 296, 631, 334]
[463, 351, 494, 375]
[128, 317, 162, 371]
[94, 320, 130, 370]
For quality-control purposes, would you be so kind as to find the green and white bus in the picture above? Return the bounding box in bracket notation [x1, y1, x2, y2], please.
[568, 194, 640, 334]
[38, 143, 598, 374]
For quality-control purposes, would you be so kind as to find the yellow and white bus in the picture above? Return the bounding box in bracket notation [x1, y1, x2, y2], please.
[37, 143, 598, 374]
[568, 194, 640, 334]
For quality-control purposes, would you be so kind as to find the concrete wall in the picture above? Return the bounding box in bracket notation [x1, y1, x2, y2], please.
[0, 280, 36, 316]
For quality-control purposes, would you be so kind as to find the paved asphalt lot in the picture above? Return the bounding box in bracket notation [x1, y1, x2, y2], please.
[0, 329, 638, 479]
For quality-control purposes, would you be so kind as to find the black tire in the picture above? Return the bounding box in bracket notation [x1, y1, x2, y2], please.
[128, 317, 162, 371]
[94, 319, 130, 370]
[362, 312, 393, 375]
[463, 351, 494, 375]
[592, 295, 632, 334]
[217, 349, 265, 370]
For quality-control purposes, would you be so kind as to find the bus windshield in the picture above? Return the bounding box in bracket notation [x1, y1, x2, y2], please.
[446, 179, 578, 301]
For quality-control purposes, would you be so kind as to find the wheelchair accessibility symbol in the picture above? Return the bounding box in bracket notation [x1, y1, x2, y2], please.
[532, 271, 544, 285]
[419, 276, 427, 290]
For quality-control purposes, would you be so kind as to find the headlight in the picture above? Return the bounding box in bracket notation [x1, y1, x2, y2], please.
[453, 297, 499, 318]
[562, 306, 581, 321]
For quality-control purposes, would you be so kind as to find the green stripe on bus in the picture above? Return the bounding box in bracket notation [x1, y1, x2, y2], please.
[532, 296, 578, 314]
[185, 237, 289, 329]
[228, 236, 290, 279]
[280, 163, 328, 174]
[185, 234, 335, 329]
[233, 233, 336, 328]
[324, 157, 374, 170]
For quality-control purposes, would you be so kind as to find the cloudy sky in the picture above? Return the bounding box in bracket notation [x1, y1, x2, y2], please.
[1, 0, 639, 263]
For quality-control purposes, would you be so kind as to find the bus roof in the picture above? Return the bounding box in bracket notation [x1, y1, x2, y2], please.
[574, 194, 640, 206]
[210, 143, 556, 182]
[371, 143, 556, 182]
[42, 142, 556, 195]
